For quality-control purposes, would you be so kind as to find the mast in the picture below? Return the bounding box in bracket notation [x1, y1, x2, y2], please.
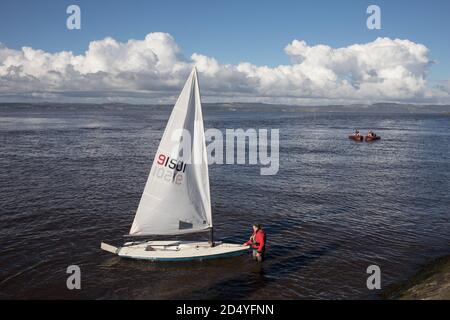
[194, 67, 215, 248]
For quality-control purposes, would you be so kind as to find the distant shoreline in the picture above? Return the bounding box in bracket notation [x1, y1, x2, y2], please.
[1, 102, 450, 114]
[383, 254, 450, 300]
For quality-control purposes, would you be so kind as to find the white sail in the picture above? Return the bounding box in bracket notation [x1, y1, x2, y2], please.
[129, 68, 212, 236]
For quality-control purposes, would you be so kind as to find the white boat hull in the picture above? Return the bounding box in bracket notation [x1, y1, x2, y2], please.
[101, 241, 250, 262]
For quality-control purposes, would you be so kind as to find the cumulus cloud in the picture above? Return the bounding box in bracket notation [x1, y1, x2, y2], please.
[0, 32, 448, 104]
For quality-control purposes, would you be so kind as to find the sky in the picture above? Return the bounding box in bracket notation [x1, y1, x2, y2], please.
[0, 0, 449, 104]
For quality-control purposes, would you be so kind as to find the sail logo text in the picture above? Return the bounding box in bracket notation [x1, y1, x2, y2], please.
[152, 154, 186, 185]
[157, 154, 187, 172]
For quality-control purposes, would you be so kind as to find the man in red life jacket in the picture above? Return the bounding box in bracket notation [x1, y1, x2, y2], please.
[243, 223, 266, 262]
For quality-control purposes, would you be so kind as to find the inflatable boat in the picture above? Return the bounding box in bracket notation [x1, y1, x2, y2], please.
[365, 135, 381, 142]
[349, 135, 364, 141]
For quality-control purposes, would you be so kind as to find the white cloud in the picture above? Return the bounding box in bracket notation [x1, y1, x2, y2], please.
[0, 33, 448, 104]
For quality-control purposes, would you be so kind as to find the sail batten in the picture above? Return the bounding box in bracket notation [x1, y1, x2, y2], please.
[129, 68, 212, 236]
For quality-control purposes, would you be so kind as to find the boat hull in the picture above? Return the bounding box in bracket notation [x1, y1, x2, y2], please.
[365, 136, 381, 142]
[101, 241, 250, 262]
[349, 135, 364, 141]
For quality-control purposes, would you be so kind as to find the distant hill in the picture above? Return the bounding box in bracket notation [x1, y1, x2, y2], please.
[1, 101, 450, 114]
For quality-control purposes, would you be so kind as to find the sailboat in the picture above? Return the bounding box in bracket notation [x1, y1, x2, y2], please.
[100, 68, 249, 261]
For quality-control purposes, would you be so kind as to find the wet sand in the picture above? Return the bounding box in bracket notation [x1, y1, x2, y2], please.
[384, 254, 450, 300]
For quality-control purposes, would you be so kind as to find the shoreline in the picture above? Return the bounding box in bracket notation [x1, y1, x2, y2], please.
[383, 254, 450, 300]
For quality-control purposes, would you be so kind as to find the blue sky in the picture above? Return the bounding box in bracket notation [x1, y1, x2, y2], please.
[1, 0, 449, 79]
[0, 0, 449, 103]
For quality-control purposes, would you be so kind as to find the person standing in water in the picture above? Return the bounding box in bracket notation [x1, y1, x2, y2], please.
[243, 223, 266, 262]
